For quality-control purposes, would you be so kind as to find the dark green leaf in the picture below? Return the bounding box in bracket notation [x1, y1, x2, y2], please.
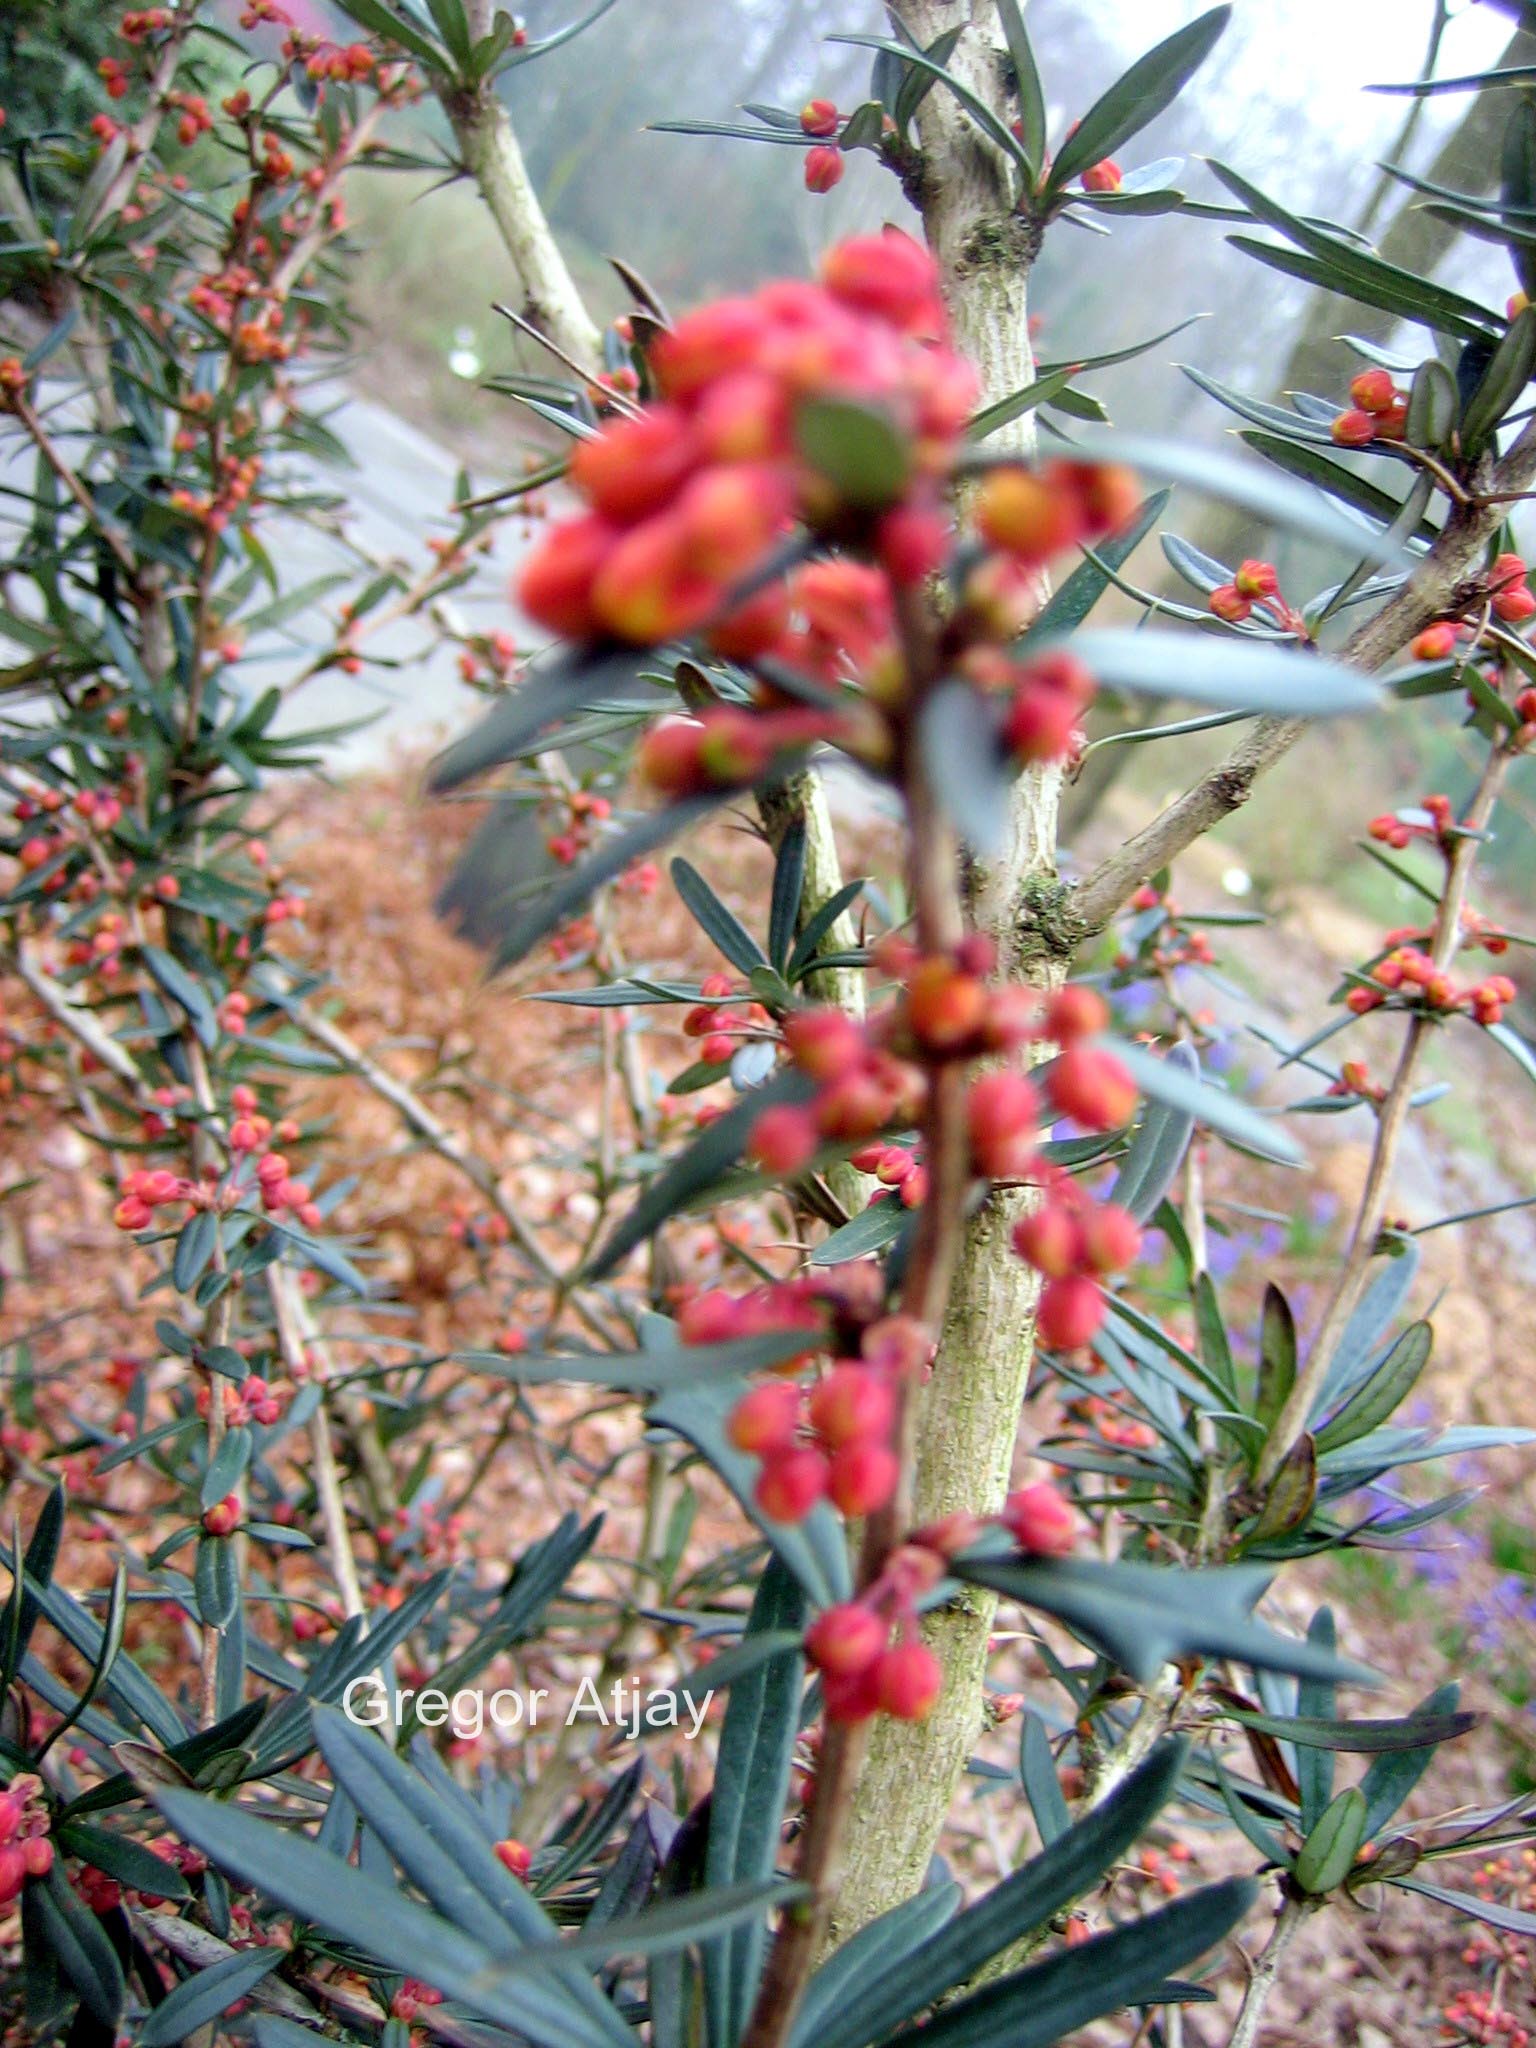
[1111, 1043, 1197, 1220]
[671, 858, 767, 975]
[768, 818, 808, 971]
[705, 1559, 805, 2046]
[1461, 305, 1536, 451]
[138, 1948, 284, 2045]
[1294, 1786, 1368, 1894]
[951, 1554, 1374, 1686]
[997, 0, 1047, 176]
[1025, 489, 1171, 642]
[809, 1199, 909, 1266]
[1315, 1322, 1432, 1453]
[427, 650, 655, 792]
[454, 1329, 828, 1392]
[897, 1878, 1257, 2048]
[794, 398, 911, 510]
[813, 1743, 1191, 2048]
[30, 1865, 124, 2026]
[1019, 1713, 1071, 1846]
[1049, 8, 1230, 191]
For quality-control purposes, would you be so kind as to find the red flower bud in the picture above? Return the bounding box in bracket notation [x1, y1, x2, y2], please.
[727, 1382, 804, 1455]
[1081, 1202, 1142, 1274]
[1349, 368, 1398, 415]
[827, 1440, 900, 1516]
[1208, 583, 1253, 624]
[1081, 159, 1122, 193]
[1002, 1480, 1081, 1556]
[1012, 1204, 1087, 1280]
[799, 98, 840, 138]
[748, 1103, 820, 1177]
[1233, 558, 1278, 599]
[755, 1445, 830, 1522]
[1331, 408, 1376, 447]
[805, 1601, 886, 1678]
[804, 144, 845, 194]
[874, 1640, 942, 1721]
[1035, 1273, 1105, 1350]
[1044, 985, 1108, 1044]
[1046, 1046, 1137, 1131]
[808, 1364, 895, 1449]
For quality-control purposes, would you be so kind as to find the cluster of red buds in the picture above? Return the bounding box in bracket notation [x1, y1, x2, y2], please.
[1014, 1174, 1142, 1351]
[1332, 367, 1409, 447]
[303, 41, 376, 82]
[727, 1314, 928, 1522]
[685, 973, 772, 1069]
[1347, 948, 1516, 1026]
[1206, 557, 1306, 637]
[113, 1165, 194, 1233]
[517, 232, 969, 647]
[804, 1478, 1080, 1725]
[0, 1776, 53, 1904]
[1326, 1059, 1386, 1105]
[544, 787, 612, 866]
[848, 1138, 928, 1209]
[120, 7, 174, 37]
[1367, 790, 1462, 851]
[391, 1982, 445, 2023]
[167, 90, 214, 149]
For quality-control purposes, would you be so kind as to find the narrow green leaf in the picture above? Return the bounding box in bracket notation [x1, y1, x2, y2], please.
[139, 1949, 284, 2045]
[671, 858, 767, 975]
[1049, 9, 1231, 191]
[705, 1559, 805, 2046]
[1294, 1786, 1368, 1894]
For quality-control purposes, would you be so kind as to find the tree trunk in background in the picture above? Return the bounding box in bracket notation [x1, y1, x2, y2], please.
[831, 0, 1063, 1946]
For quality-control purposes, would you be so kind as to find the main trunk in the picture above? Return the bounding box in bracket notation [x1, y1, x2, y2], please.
[830, 0, 1061, 1944]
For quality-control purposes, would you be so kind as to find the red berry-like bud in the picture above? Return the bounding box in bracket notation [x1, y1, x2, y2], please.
[748, 1103, 820, 1177]
[1208, 583, 1253, 624]
[874, 1640, 942, 1721]
[1002, 1480, 1081, 1556]
[567, 406, 700, 524]
[828, 1440, 900, 1516]
[755, 1446, 830, 1522]
[1012, 1203, 1087, 1279]
[1331, 408, 1376, 447]
[1349, 368, 1398, 415]
[804, 144, 845, 194]
[967, 1070, 1040, 1179]
[516, 514, 616, 640]
[1233, 558, 1278, 599]
[861, 1314, 933, 1378]
[1044, 985, 1108, 1044]
[784, 1007, 867, 1082]
[727, 1381, 804, 1454]
[202, 1493, 241, 1537]
[800, 98, 840, 138]
[493, 1839, 532, 1879]
[808, 1365, 895, 1449]
[1081, 159, 1122, 194]
[975, 465, 1083, 564]
[1036, 1273, 1105, 1350]
[1411, 622, 1458, 662]
[905, 959, 987, 1053]
[805, 1601, 886, 1678]
[1081, 1202, 1142, 1274]
[1047, 1046, 1137, 1131]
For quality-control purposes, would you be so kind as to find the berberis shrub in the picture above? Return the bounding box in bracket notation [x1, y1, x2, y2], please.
[3, 3, 1536, 2046]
